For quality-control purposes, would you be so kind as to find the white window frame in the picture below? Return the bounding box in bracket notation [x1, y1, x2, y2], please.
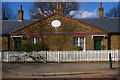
[73, 37, 86, 51]
[29, 37, 41, 44]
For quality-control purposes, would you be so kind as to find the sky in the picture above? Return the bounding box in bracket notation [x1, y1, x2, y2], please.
[3, 2, 118, 19]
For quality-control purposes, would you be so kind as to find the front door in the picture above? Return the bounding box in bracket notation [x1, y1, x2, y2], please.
[94, 39, 102, 50]
[15, 40, 22, 49]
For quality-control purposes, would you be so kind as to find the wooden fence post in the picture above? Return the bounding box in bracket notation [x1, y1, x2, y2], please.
[46, 51, 47, 63]
[2, 50, 118, 62]
[109, 53, 112, 69]
[58, 51, 60, 63]
[0, 52, 1, 62]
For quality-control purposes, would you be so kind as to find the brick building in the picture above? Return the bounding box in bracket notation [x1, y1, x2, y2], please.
[1, 3, 120, 51]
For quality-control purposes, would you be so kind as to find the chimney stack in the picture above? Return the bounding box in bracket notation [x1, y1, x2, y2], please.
[98, 2, 104, 18]
[56, 3, 59, 9]
[60, 4, 63, 9]
[55, 3, 64, 15]
[100, 2, 102, 8]
[18, 5, 24, 21]
[20, 5, 22, 10]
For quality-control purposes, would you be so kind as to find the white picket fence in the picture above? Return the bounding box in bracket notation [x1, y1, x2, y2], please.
[0, 50, 119, 62]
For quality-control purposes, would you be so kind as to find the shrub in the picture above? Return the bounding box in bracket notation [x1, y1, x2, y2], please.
[101, 45, 106, 50]
[33, 43, 49, 51]
[73, 46, 83, 51]
[17, 43, 49, 52]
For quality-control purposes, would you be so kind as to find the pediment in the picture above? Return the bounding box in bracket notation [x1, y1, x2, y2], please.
[11, 13, 107, 34]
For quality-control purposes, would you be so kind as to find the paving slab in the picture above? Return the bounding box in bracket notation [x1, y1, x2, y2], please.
[2, 62, 119, 78]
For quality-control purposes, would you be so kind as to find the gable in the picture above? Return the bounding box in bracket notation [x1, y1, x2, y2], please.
[11, 13, 107, 35]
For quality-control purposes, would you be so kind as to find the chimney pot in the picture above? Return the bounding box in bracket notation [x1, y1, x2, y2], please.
[100, 2, 102, 8]
[56, 3, 59, 9]
[55, 3, 64, 15]
[19, 5, 22, 10]
[60, 4, 63, 9]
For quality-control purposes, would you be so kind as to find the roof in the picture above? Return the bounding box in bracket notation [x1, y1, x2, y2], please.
[1, 15, 119, 34]
[2, 19, 39, 34]
[76, 18, 119, 33]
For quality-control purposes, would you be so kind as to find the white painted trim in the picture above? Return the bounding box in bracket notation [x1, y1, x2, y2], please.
[91, 35, 107, 39]
[33, 38, 36, 44]
[11, 36, 23, 38]
[84, 37, 86, 51]
[11, 36, 23, 40]
[78, 37, 80, 46]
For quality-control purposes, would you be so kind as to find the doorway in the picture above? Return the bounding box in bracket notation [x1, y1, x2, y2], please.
[94, 39, 102, 50]
[15, 39, 22, 49]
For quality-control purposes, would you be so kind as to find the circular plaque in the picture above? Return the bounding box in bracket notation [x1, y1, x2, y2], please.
[51, 20, 61, 27]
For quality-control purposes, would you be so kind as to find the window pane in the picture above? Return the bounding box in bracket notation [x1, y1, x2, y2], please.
[79, 37, 84, 41]
[36, 38, 39, 43]
[74, 37, 78, 41]
[73, 37, 85, 50]
[29, 37, 41, 44]
[74, 42, 78, 46]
